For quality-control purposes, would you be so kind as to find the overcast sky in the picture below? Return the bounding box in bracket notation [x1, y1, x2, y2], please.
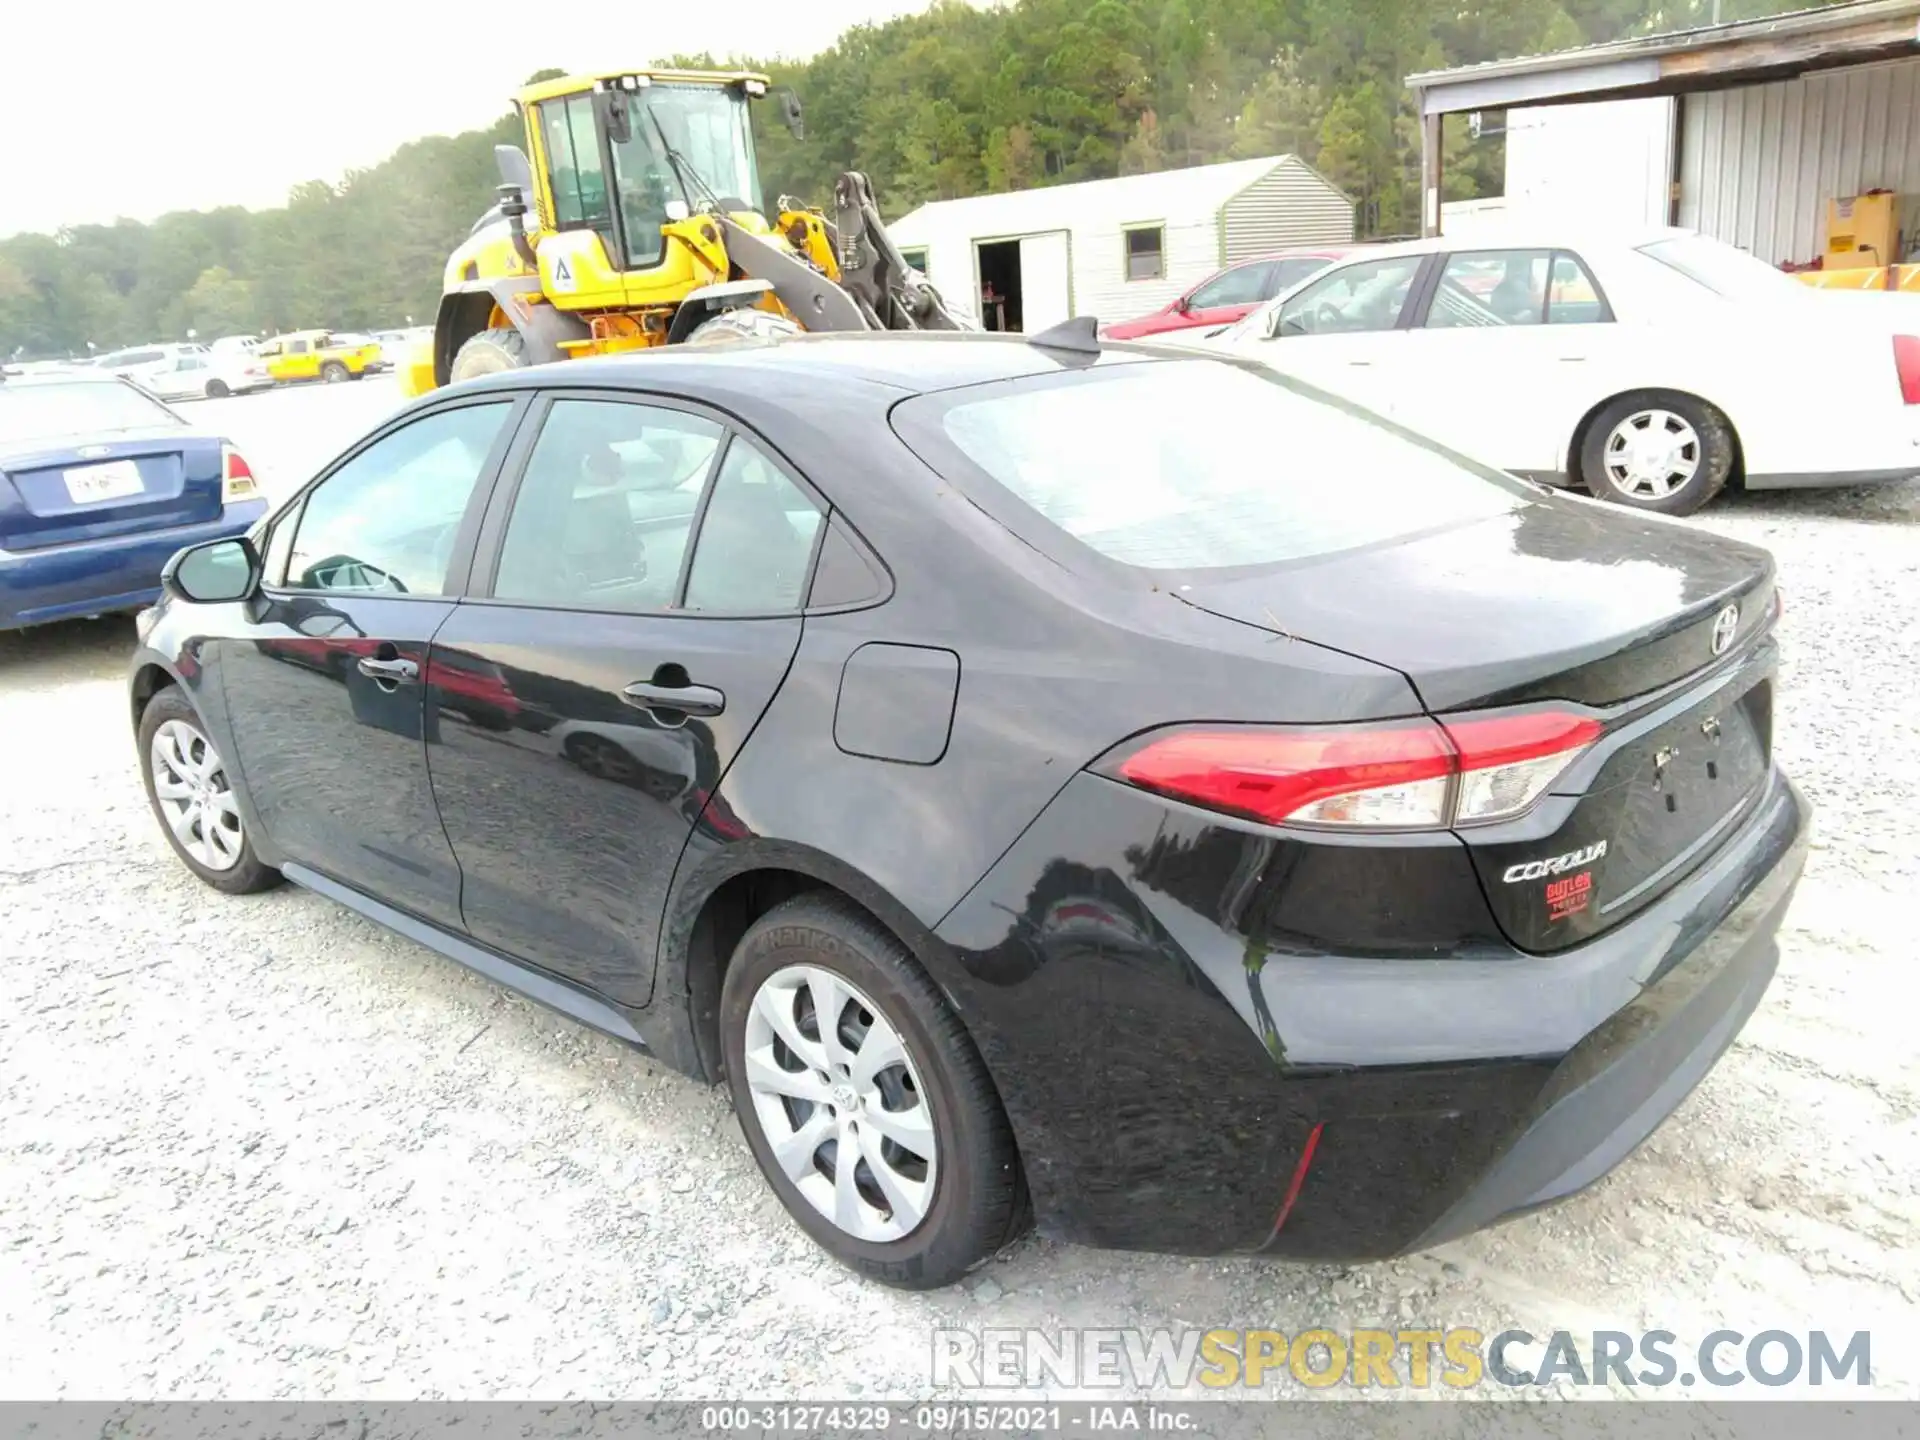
[3, 0, 942, 238]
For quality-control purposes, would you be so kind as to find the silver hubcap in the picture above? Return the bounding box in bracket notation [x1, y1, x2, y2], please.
[1603, 409, 1701, 499]
[150, 719, 244, 871]
[742, 964, 937, 1242]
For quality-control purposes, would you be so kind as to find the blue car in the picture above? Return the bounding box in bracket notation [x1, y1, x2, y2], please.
[0, 370, 266, 632]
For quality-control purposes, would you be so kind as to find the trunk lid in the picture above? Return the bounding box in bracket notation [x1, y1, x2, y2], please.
[1178, 497, 1775, 711]
[0, 429, 225, 552]
[1180, 496, 1779, 950]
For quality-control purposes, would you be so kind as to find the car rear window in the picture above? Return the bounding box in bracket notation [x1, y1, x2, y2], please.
[896, 360, 1531, 571]
[0, 380, 181, 447]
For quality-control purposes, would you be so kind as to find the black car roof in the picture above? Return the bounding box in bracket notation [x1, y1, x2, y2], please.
[458, 331, 1171, 400]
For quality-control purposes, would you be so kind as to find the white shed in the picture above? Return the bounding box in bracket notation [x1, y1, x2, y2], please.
[885, 156, 1354, 333]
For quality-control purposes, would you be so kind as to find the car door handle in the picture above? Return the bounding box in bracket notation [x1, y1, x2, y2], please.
[357, 656, 419, 684]
[1346, 359, 1372, 367]
[623, 680, 725, 718]
[1558, 354, 1587, 362]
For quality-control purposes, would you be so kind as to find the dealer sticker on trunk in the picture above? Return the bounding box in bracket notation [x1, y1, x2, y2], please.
[64, 459, 143, 504]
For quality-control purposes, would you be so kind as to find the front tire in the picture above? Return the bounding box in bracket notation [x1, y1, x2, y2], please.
[320, 361, 350, 384]
[682, 309, 803, 347]
[450, 326, 532, 382]
[138, 688, 281, 895]
[720, 895, 1024, 1289]
[1579, 391, 1733, 516]
[205, 379, 231, 399]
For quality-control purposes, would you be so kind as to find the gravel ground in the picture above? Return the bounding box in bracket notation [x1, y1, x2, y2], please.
[2, 381, 1916, 1404]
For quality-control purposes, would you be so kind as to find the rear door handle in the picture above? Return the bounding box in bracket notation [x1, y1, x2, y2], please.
[623, 680, 725, 718]
[357, 656, 419, 684]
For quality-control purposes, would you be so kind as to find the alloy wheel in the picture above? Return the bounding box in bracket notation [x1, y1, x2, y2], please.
[1602, 408, 1701, 500]
[741, 963, 938, 1242]
[149, 718, 245, 871]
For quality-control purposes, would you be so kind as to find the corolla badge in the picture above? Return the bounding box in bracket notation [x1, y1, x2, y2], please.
[1502, 840, 1607, 884]
[1710, 603, 1740, 656]
[77, 445, 113, 459]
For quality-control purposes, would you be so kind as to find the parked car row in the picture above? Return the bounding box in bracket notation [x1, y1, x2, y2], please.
[74, 327, 417, 399]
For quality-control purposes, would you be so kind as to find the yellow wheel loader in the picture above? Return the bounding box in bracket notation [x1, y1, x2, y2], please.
[408, 68, 971, 396]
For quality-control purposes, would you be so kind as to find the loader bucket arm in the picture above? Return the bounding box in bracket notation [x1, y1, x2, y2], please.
[831, 173, 976, 332]
[715, 218, 873, 333]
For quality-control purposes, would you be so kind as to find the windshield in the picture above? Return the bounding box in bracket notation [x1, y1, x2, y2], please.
[0, 380, 180, 446]
[1639, 234, 1800, 303]
[898, 361, 1531, 572]
[611, 84, 761, 268]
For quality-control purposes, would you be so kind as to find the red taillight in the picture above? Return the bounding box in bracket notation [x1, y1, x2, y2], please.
[1116, 720, 1455, 829]
[1441, 710, 1603, 826]
[221, 446, 258, 501]
[1109, 708, 1600, 832]
[1893, 335, 1920, 404]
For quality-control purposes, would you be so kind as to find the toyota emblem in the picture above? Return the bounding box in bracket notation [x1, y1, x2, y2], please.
[1710, 603, 1740, 656]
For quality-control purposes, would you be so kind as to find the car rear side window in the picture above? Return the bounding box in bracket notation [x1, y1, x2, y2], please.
[492, 398, 725, 611]
[901, 361, 1530, 572]
[286, 402, 511, 595]
[682, 438, 824, 613]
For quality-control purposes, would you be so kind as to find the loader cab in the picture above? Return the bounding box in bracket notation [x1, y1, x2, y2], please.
[517, 69, 785, 310]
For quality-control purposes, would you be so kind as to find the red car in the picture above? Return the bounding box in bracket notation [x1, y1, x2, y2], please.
[1100, 248, 1347, 340]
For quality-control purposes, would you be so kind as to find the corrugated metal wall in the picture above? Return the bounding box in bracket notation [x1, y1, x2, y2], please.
[1680, 58, 1920, 264]
[1219, 158, 1355, 261]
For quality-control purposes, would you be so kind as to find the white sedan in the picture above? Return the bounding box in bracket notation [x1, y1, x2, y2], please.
[1192, 226, 1920, 513]
[139, 350, 274, 402]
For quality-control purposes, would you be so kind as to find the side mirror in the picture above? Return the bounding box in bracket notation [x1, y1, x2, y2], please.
[1173, 294, 1192, 314]
[595, 90, 632, 146]
[777, 88, 805, 140]
[494, 144, 534, 197]
[164, 536, 259, 605]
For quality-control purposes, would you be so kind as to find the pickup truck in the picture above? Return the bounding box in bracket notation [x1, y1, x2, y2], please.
[255, 330, 383, 384]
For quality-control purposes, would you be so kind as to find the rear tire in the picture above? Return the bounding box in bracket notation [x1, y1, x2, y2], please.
[1578, 391, 1733, 516]
[205, 379, 231, 399]
[682, 309, 802, 347]
[450, 327, 532, 382]
[320, 361, 350, 384]
[720, 894, 1025, 1290]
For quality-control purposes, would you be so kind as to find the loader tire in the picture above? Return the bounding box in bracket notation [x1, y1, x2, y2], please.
[682, 309, 802, 347]
[450, 327, 532, 383]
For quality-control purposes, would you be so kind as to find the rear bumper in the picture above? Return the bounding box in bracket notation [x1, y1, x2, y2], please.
[934, 765, 1809, 1260]
[0, 499, 267, 631]
[1402, 773, 1803, 1249]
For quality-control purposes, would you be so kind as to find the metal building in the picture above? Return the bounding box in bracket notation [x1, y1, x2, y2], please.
[885, 156, 1353, 334]
[1407, 0, 1920, 268]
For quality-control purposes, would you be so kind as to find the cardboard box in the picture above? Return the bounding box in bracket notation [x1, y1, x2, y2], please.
[1824, 192, 1900, 269]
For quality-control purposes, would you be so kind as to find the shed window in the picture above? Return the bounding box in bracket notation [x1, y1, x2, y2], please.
[899, 246, 929, 274]
[1124, 226, 1165, 281]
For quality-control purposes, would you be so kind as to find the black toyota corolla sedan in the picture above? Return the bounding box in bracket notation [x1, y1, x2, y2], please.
[128, 332, 1808, 1288]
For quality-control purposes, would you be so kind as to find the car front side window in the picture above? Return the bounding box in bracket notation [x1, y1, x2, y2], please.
[1272, 255, 1425, 338]
[285, 402, 512, 596]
